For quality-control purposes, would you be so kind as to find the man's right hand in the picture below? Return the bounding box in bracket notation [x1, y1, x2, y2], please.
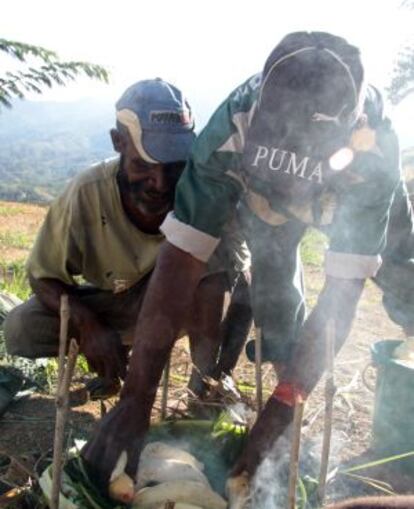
[81, 396, 148, 491]
[28, 276, 128, 382]
[78, 317, 127, 382]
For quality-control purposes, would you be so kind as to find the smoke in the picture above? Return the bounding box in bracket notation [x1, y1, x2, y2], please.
[248, 427, 352, 509]
[249, 434, 294, 509]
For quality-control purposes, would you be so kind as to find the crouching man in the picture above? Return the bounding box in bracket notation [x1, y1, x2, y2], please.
[4, 78, 252, 400]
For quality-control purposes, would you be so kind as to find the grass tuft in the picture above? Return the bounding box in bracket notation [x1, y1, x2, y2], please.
[300, 228, 327, 267]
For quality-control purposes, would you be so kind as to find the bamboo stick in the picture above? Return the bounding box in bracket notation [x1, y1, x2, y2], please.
[161, 354, 171, 420]
[287, 399, 305, 509]
[50, 338, 79, 509]
[255, 326, 263, 413]
[317, 318, 336, 504]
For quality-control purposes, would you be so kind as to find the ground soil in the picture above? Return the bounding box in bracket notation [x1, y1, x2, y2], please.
[1, 265, 412, 507]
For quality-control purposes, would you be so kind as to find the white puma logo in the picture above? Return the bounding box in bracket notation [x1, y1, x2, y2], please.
[312, 104, 347, 126]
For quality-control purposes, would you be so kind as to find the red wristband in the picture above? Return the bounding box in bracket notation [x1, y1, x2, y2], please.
[271, 382, 308, 407]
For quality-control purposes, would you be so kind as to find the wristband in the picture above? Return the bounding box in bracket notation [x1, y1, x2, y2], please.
[271, 382, 308, 407]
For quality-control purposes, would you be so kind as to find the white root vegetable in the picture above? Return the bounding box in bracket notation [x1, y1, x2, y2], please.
[139, 442, 204, 471]
[137, 458, 210, 489]
[226, 472, 250, 509]
[109, 473, 135, 504]
[110, 450, 128, 482]
[133, 480, 227, 509]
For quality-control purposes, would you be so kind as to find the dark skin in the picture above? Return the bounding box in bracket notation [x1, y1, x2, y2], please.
[81, 107, 370, 487]
[28, 275, 128, 382]
[81, 241, 365, 488]
[29, 127, 184, 387]
[82, 242, 206, 486]
[232, 275, 365, 477]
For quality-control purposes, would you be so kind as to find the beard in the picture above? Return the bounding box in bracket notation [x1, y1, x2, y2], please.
[118, 167, 174, 216]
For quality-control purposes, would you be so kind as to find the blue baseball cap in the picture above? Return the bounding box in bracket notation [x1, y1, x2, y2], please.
[116, 78, 195, 164]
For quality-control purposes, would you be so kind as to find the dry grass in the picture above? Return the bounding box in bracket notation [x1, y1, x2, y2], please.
[0, 201, 46, 264]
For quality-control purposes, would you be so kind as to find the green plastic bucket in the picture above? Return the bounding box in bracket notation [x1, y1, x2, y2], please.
[370, 339, 414, 472]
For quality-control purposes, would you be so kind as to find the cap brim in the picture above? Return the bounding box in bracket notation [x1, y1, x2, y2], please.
[141, 130, 195, 164]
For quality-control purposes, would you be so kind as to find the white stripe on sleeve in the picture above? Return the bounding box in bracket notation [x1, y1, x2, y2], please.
[160, 212, 220, 263]
[324, 250, 382, 279]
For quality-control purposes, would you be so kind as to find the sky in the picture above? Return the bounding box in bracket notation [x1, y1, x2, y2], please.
[1, 0, 414, 141]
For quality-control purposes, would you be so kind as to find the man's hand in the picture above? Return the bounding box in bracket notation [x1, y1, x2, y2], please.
[81, 396, 147, 491]
[232, 398, 294, 476]
[28, 275, 127, 381]
[233, 276, 365, 478]
[82, 243, 207, 492]
[78, 317, 127, 382]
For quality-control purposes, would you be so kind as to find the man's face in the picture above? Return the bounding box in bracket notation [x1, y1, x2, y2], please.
[112, 128, 185, 216]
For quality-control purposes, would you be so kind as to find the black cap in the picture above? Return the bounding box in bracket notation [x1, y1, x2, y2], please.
[243, 31, 365, 203]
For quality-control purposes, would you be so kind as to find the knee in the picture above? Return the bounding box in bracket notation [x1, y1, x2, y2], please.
[3, 304, 38, 357]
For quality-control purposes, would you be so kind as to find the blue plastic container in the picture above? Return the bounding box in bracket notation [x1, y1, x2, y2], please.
[371, 339, 414, 472]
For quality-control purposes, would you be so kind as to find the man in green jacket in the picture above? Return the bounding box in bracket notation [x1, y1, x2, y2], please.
[82, 30, 413, 488]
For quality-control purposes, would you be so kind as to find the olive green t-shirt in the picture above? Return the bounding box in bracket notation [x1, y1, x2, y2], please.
[27, 158, 164, 293]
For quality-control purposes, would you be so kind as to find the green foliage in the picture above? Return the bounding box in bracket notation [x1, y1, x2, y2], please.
[387, 42, 414, 105]
[386, 1, 414, 104]
[76, 354, 90, 376]
[0, 231, 33, 249]
[300, 228, 327, 267]
[0, 260, 31, 300]
[0, 38, 109, 109]
[0, 39, 57, 63]
[63, 457, 126, 509]
[0, 203, 25, 215]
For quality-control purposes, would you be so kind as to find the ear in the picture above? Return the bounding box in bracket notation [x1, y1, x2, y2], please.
[110, 128, 126, 153]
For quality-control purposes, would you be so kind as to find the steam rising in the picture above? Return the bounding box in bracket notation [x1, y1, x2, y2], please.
[248, 428, 355, 508]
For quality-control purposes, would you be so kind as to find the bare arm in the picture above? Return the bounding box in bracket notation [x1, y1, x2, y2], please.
[122, 241, 207, 400]
[82, 241, 207, 483]
[234, 276, 365, 476]
[283, 275, 365, 391]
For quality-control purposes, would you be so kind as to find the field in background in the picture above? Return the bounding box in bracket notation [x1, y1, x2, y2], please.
[0, 201, 46, 300]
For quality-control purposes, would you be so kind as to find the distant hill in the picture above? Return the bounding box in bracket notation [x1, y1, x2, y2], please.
[0, 98, 413, 204]
[0, 99, 114, 202]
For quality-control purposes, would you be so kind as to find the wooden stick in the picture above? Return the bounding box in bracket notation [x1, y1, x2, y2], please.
[287, 399, 305, 509]
[255, 326, 263, 413]
[161, 354, 171, 420]
[57, 295, 70, 389]
[50, 338, 79, 509]
[317, 318, 336, 504]
[164, 501, 175, 509]
[50, 295, 71, 509]
[100, 400, 107, 418]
